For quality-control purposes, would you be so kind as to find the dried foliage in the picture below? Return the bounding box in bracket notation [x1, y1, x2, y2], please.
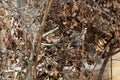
[0, 0, 120, 80]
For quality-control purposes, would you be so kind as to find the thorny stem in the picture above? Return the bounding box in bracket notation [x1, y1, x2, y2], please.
[33, 0, 53, 80]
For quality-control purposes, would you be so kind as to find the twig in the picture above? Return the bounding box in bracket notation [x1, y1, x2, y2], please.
[98, 46, 116, 80]
[109, 49, 120, 57]
[110, 56, 112, 80]
[33, 0, 53, 80]
[41, 43, 54, 46]
[97, 39, 115, 80]
[1, 69, 24, 73]
[42, 27, 59, 37]
[87, 39, 114, 80]
[81, 27, 87, 79]
[81, 27, 87, 57]
[97, 57, 109, 80]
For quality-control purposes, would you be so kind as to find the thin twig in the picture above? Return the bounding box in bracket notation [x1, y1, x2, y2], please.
[87, 39, 114, 80]
[97, 57, 109, 80]
[81, 27, 87, 57]
[97, 40, 115, 80]
[33, 0, 53, 80]
[109, 49, 120, 57]
[110, 56, 112, 80]
[42, 27, 59, 37]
